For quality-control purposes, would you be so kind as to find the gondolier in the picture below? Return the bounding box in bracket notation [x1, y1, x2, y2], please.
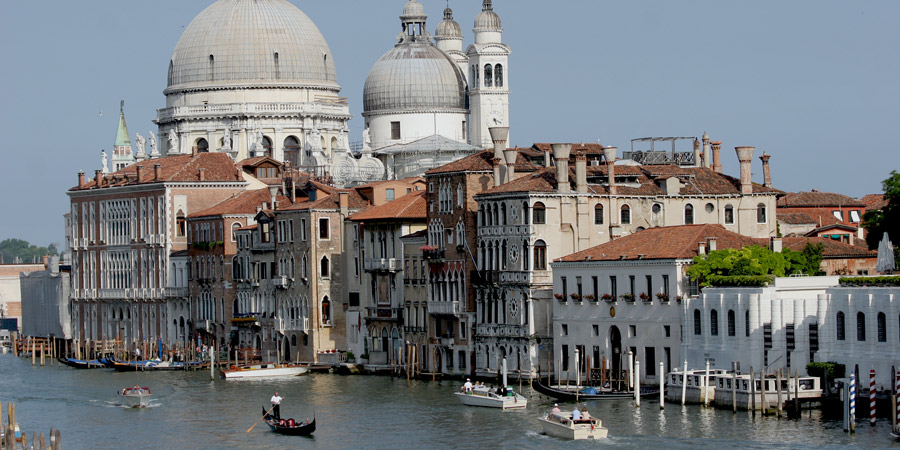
[271, 392, 283, 420]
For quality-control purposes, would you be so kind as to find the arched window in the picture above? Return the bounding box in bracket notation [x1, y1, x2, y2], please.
[231, 222, 241, 242]
[694, 309, 702, 335]
[727, 310, 736, 337]
[836, 311, 845, 341]
[594, 204, 604, 225]
[484, 64, 493, 87]
[745, 310, 750, 337]
[857, 312, 866, 341]
[877, 312, 886, 342]
[725, 205, 735, 224]
[176, 211, 186, 237]
[478, 206, 485, 227]
[320, 256, 330, 278]
[533, 202, 546, 224]
[208, 55, 215, 81]
[494, 64, 504, 87]
[283, 136, 300, 167]
[322, 297, 331, 325]
[196, 138, 209, 153]
[501, 203, 507, 225]
[685, 204, 694, 225]
[621, 205, 631, 225]
[330, 136, 338, 151]
[757, 203, 767, 223]
[533, 240, 547, 270]
[262, 136, 273, 156]
[710, 309, 719, 336]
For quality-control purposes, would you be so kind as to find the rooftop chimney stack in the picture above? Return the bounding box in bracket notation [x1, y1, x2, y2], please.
[551, 144, 572, 193]
[268, 185, 279, 211]
[602, 146, 618, 195]
[693, 139, 702, 167]
[735, 146, 755, 194]
[489, 127, 509, 161]
[503, 148, 517, 184]
[77, 171, 85, 187]
[702, 132, 711, 168]
[492, 157, 502, 187]
[339, 191, 349, 216]
[707, 237, 718, 252]
[154, 164, 162, 181]
[136, 165, 144, 183]
[575, 153, 587, 193]
[543, 148, 552, 168]
[759, 152, 772, 187]
[698, 241, 707, 256]
[770, 236, 783, 253]
[94, 169, 102, 187]
[711, 141, 723, 173]
[198, 167, 206, 182]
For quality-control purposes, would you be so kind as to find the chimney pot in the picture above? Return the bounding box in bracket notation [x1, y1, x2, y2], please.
[759, 152, 772, 187]
[136, 165, 144, 183]
[551, 144, 572, 193]
[735, 146, 755, 194]
[711, 141, 723, 173]
[77, 171, 85, 187]
[492, 157, 502, 187]
[154, 164, 162, 181]
[602, 147, 618, 195]
[94, 169, 103, 187]
[198, 167, 206, 181]
[702, 132, 711, 168]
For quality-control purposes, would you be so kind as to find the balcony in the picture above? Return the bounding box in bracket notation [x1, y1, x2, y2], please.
[195, 320, 211, 331]
[231, 313, 261, 328]
[364, 258, 401, 273]
[476, 323, 528, 338]
[422, 248, 445, 261]
[98, 289, 129, 300]
[274, 276, 290, 289]
[364, 307, 402, 323]
[427, 300, 460, 316]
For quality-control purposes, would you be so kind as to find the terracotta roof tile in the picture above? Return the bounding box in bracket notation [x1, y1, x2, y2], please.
[71, 153, 243, 191]
[777, 212, 817, 225]
[782, 237, 876, 258]
[189, 189, 292, 218]
[860, 194, 886, 211]
[777, 191, 865, 208]
[349, 191, 427, 221]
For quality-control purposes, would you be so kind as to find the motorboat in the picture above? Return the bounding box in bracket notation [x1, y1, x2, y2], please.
[262, 407, 316, 436]
[538, 411, 608, 440]
[119, 386, 151, 408]
[222, 362, 309, 379]
[455, 385, 527, 409]
[665, 368, 730, 404]
[712, 373, 822, 410]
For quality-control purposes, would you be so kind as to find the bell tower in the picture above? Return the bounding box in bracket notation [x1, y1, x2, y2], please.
[467, 0, 511, 149]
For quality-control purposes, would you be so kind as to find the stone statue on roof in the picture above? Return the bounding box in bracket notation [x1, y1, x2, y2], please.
[134, 133, 147, 158]
[167, 129, 179, 154]
[101, 150, 109, 174]
[222, 128, 232, 151]
[148, 131, 159, 157]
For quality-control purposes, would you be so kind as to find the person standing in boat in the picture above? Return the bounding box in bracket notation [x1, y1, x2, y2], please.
[270, 392, 283, 420]
[463, 378, 473, 393]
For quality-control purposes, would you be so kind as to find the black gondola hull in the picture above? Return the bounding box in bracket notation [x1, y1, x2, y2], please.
[262, 410, 315, 436]
[532, 378, 659, 401]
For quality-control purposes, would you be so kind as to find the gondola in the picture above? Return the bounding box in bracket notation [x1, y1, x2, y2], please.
[532, 377, 659, 401]
[262, 407, 316, 436]
[58, 357, 106, 369]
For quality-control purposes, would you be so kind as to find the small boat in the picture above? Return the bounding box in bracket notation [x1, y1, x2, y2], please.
[222, 363, 309, 379]
[119, 386, 151, 408]
[58, 357, 107, 369]
[262, 407, 316, 436]
[455, 385, 528, 409]
[538, 411, 608, 440]
[712, 373, 822, 411]
[665, 369, 730, 404]
[532, 378, 658, 401]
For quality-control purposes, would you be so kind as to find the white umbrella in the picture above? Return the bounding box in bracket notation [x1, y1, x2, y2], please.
[876, 232, 895, 274]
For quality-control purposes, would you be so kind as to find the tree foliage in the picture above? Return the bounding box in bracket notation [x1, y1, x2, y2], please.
[0, 239, 56, 264]
[687, 243, 825, 287]
[862, 171, 900, 256]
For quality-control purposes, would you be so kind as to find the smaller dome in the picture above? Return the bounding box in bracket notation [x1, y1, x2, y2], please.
[475, 0, 502, 31]
[402, 0, 426, 20]
[436, 8, 463, 39]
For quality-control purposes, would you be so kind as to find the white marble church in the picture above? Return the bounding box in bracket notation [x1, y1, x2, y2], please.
[103, 0, 512, 187]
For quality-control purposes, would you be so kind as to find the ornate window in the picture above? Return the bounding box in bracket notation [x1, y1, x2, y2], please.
[685, 204, 694, 225]
[533, 202, 546, 224]
[594, 204, 604, 225]
[621, 205, 631, 225]
[533, 240, 547, 270]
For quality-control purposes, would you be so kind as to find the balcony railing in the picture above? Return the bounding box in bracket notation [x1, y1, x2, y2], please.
[423, 249, 445, 261]
[476, 323, 527, 338]
[364, 307, 403, 322]
[427, 300, 460, 316]
[364, 258, 401, 272]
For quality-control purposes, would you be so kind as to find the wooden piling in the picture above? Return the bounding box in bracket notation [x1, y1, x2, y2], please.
[21, 431, 27, 449]
[776, 369, 783, 418]
[750, 367, 755, 414]
[32, 339, 36, 365]
[732, 363, 737, 414]
[760, 369, 767, 414]
[659, 362, 665, 410]
[40, 342, 45, 366]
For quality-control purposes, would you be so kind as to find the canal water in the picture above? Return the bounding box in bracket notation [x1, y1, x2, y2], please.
[0, 355, 896, 449]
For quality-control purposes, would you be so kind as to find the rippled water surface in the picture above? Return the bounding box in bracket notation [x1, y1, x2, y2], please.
[1, 355, 897, 449]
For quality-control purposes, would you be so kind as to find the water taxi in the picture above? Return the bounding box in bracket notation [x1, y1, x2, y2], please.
[455, 385, 527, 409]
[222, 362, 309, 379]
[665, 368, 730, 404]
[538, 411, 608, 440]
[712, 373, 822, 410]
[119, 386, 152, 408]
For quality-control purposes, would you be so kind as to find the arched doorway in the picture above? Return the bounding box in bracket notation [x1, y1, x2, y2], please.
[255, 335, 262, 351]
[283, 337, 291, 362]
[609, 326, 622, 390]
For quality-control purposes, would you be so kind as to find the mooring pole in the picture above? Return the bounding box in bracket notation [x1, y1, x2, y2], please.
[681, 360, 688, 406]
[870, 368, 877, 427]
[849, 370, 856, 434]
[659, 361, 665, 410]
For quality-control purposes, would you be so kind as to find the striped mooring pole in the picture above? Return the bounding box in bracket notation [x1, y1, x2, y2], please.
[870, 369, 877, 426]
[849, 371, 856, 433]
[895, 369, 900, 431]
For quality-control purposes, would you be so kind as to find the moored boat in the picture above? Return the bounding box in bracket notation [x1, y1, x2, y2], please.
[222, 362, 309, 379]
[262, 407, 316, 436]
[712, 373, 822, 410]
[119, 386, 151, 408]
[665, 368, 730, 404]
[532, 377, 657, 401]
[455, 385, 527, 409]
[58, 357, 107, 369]
[538, 411, 608, 440]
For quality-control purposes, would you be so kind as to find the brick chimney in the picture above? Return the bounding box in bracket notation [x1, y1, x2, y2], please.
[711, 141, 723, 173]
[154, 164, 162, 181]
[759, 152, 772, 187]
[707, 237, 717, 252]
[94, 169, 103, 187]
[198, 167, 206, 182]
[602, 146, 618, 195]
[735, 146, 755, 194]
[339, 191, 349, 216]
[551, 144, 572, 193]
[769, 236, 782, 253]
[575, 153, 587, 194]
[77, 171, 85, 187]
[702, 132, 711, 169]
[136, 165, 144, 183]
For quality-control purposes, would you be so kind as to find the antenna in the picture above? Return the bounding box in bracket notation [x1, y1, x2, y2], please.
[120, 100, 125, 113]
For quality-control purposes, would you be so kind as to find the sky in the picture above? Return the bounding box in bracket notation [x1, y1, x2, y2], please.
[1, 0, 898, 247]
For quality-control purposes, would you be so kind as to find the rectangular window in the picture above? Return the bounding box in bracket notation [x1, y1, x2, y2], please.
[662, 275, 670, 299]
[576, 276, 582, 299]
[349, 292, 360, 307]
[610, 276, 617, 299]
[318, 218, 330, 239]
[592, 324, 599, 336]
[646, 275, 652, 298]
[391, 121, 401, 140]
[664, 325, 671, 338]
[592, 276, 598, 300]
[386, 188, 395, 202]
[850, 210, 861, 222]
[462, 121, 467, 140]
[629, 275, 635, 296]
[561, 324, 568, 336]
[562, 345, 569, 372]
[832, 211, 843, 221]
[560, 276, 567, 300]
[629, 325, 637, 338]
[645, 347, 656, 376]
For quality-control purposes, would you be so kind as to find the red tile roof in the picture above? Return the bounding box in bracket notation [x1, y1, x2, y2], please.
[556, 224, 761, 262]
[777, 191, 865, 208]
[782, 237, 876, 259]
[71, 153, 243, 190]
[189, 189, 292, 218]
[860, 194, 886, 212]
[777, 212, 817, 225]
[349, 191, 427, 222]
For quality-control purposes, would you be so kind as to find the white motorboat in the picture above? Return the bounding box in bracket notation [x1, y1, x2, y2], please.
[455, 386, 527, 409]
[712, 373, 822, 410]
[538, 411, 608, 440]
[119, 386, 151, 408]
[222, 362, 309, 379]
[665, 368, 730, 404]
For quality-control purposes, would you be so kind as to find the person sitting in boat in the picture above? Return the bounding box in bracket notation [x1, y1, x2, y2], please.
[463, 378, 473, 393]
[581, 407, 591, 421]
[572, 407, 582, 422]
[551, 403, 561, 414]
[270, 392, 283, 420]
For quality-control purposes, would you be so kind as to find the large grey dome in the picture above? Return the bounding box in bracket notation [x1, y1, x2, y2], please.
[166, 0, 338, 93]
[363, 44, 467, 114]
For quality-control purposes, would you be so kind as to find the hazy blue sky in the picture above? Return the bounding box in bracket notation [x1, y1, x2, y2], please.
[1, 0, 898, 247]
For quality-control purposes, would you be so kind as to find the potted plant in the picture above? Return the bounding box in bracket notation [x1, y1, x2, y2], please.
[584, 294, 597, 302]
[656, 292, 669, 302]
[569, 293, 582, 302]
[621, 293, 635, 302]
[675, 295, 684, 304]
[601, 293, 614, 302]
[553, 293, 565, 301]
[639, 292, 650, 302]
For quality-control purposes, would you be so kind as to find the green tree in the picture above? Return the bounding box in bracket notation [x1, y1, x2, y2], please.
[0, 239, 53, 264]
[783, 243, 825, 276]
[687, 244, 823, 287]
[862, 170, 900, 251]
